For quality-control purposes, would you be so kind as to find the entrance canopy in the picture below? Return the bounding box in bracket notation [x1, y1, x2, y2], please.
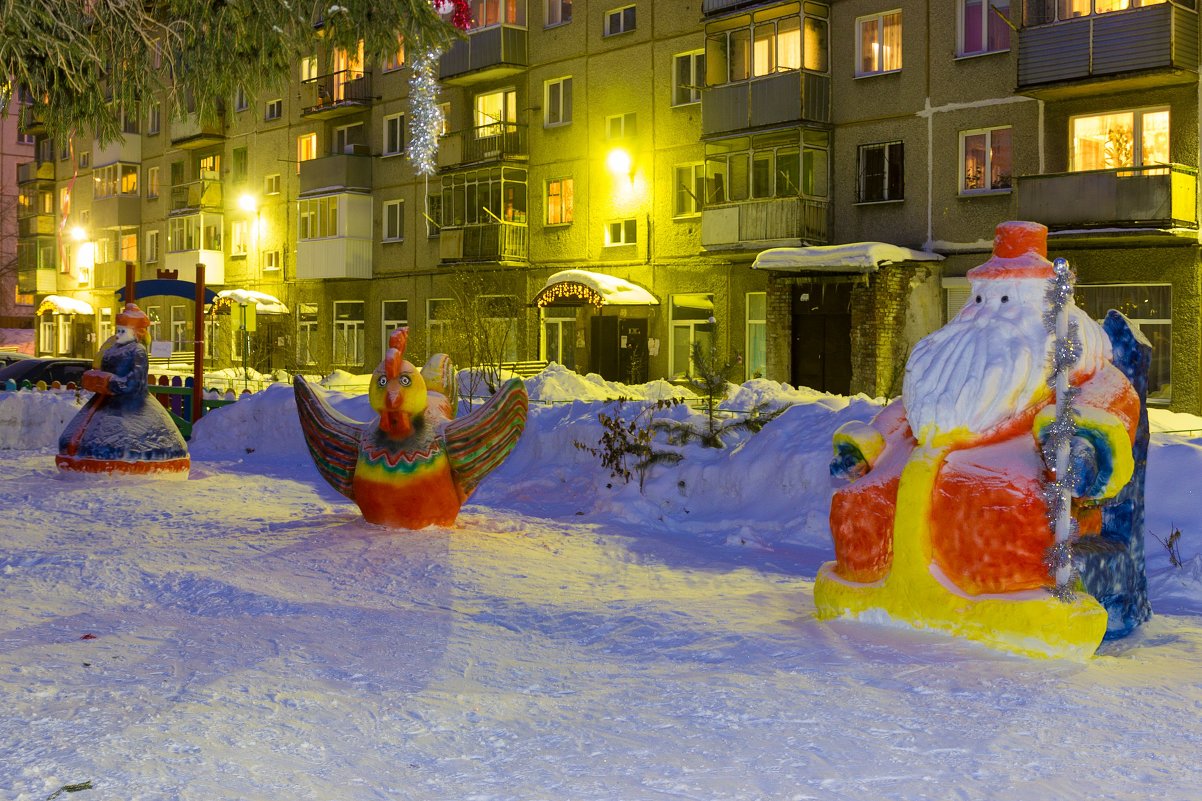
[752, 243, 944, 274]
[534, 269, 659, 308]
[213, 289, 290, 315]
[36, 295, 94, 316]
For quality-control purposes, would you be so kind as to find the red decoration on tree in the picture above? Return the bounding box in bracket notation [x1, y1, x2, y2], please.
[433, 0, 474, 31]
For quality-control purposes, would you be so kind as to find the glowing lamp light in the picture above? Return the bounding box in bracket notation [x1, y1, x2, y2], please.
[606, 148, 633, 178]
[238, 193, 258, 213]
[70, 226, 88, 242]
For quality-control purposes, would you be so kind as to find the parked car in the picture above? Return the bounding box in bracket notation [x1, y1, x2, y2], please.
[0, 358, 93, 388]
[0, 351, 35, 368]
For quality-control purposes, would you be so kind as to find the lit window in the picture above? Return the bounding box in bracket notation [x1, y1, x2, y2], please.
[383, 199, 404, 241]
[544, 77, 572, 127]
[546, 178, 574, 225]
[231, 220, 249, 256]
[605, 219, 637, 246]
[603, 5, 636, 36]
[474, 88, 517, 136]
[300, 56, 319, 82]
[959, 0, 1010, 57]
[383, 37, 405, 71]
[960, 127, 1012, 193]
[1070, 108, 1169, 171]
[297, 132, 317, 173]
[856, 10, 902, 76]
[672, 51, 704, 106]
[857, 141, 904, 202]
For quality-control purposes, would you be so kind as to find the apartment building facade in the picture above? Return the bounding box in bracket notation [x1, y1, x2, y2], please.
[15, 0, 1202, 415]
[2, 109, 35, 329]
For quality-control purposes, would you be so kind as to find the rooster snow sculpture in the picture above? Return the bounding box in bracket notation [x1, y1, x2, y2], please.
[56, 302, 190, 475]
[816, 221, 1151, 659]
[294, 327, 528, 529]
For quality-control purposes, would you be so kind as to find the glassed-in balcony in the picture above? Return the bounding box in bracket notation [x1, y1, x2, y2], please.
[16, 238, 57, 294]
[1015, 163, 1198, 231]
[165, 212, 225, 283]
[701, 197, 829, 250]
[299, 153, 373, 195]
[16, 160, 54, 184]
[702, 71, 831, 137]
[437, 123, 528, 169]
[438, 221, 528, 263]
[1017, 1, 1198, 98]
[17, 105, 46, 135]
[439, 20, 527, 84]
[300, 70, 374, 119]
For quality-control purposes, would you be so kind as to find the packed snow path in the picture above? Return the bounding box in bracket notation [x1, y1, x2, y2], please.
[2, 451, 1202, 801]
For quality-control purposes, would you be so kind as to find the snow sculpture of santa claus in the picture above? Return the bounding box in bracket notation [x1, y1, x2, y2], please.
[815, 221, 1147, 659]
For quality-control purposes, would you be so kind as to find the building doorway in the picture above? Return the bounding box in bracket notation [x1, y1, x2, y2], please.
[790, 281, 851, 394]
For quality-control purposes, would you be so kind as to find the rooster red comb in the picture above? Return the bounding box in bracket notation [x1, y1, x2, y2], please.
[384, 327, 410, 380]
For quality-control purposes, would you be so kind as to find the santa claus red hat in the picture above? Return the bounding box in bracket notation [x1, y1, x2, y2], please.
[965, 221, 1056, 281]
[116, 302, 150, 332]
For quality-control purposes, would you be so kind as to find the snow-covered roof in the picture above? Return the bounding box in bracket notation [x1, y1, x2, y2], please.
[36, 295, 94, 316]
[752, 243, 944, 274]
[215, 289, 290, 315]
[536, 269, 659, 306]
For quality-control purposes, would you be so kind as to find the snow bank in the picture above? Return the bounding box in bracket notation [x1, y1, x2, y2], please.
[0, 390, 87, 450]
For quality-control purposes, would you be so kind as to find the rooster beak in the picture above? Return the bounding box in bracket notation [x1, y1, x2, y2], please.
[379, 386, 412, 438]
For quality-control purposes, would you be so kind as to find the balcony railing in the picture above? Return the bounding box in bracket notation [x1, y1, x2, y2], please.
[301, 70, 374, 118]
[299, 152, 373, 195]
[17, 160, 54, 183]
[1017, 3, 1199, 96]
[437, 124, 528, 168]
[1015, 163, 1197, 230]
[702, 71, 831, 137]
[701, 196, 829, 249]
[17, 105, 46, 135]
[170, 112, 225, 148]
[439, 25, 527, 83]
[17, 214, 55, 237]
[439, 220, 528, 262]
[170, 179, 223, 213]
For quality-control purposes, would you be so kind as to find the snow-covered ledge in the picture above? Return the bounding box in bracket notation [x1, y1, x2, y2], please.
[751, 243, 944, 274]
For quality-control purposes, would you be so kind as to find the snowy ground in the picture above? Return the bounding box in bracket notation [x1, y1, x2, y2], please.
[2, 367, 1202, 800]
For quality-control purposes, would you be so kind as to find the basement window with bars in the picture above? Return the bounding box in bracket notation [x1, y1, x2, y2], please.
[856, 141, 904, 203]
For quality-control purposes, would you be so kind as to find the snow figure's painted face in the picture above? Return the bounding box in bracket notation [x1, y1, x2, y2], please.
[114, 325, 135, 345]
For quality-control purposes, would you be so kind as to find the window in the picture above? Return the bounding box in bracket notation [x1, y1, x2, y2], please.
[297, 304, 318, 365]
[170, 305, 189, 349]
[959, 0, 1010, 56]
[234, 86, 249, 112]
[297, 132, 317, 172]
[97, 308, 113, 347]
[60, 139, 70, 161]
[474, 88, 517, 135]
[145, 230, 159, 263]
[541, 306, 576, 369]
[334, 122, 365, 154]
[467, 0, 526, 26]
[265, 99, 283, 121]
[167, 215, 222, 252]
[605, 218, 637, 246]
[674, 163, 704, 217]
[231, 147, 248, 184]
[298, 195, 340, 239]
[332, 300, 365, 365]
[38, 137, 52, 163]
[383, 37, 405, 71]
[1076, 284, 1171, 403]
[1023, 0, 1165, 25]
[231, 220, 249, 256]
[439, 166, 527, 227]
[93, 163, 138, 198]
[546, 177, 574, 225]
[1070, 108, 1169, 171]
[746, 292, 766, 380]
[544, 77, 572, 127]
[264, 173, 281, 195]
[17, 130, 34, 146]
[960, 127, 1012, 193]
[670, 293, 715, 379]
[426, 192, 442, 237]
[753, 15, 802, 77]
[77, 151, 90, 169]
[856, 10, 902, 76]
[604, 5, 636, 36]
[301, 56, 318, 82]
[427, 298, 455, 356]
[606, 112, 636, 139]
[120, 233, 137, 262]
[148, 102, 161, 135]
[383, 199, 404, 241]
[857, 141, 904, 202]
[705, 129, 828, 203]
[384, 113, 405, 156]
[439, 102, 452, 136]
[382, 300, 409, 354]
[263, 250, 281, 272]
[147, 166, 159, 198]
[546, 0, 572, 26]
[673, 51, 704, 106]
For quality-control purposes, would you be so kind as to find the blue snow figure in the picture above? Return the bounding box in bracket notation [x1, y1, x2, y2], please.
[56, 303, 190, 475]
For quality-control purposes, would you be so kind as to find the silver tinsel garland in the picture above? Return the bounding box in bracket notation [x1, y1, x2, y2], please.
[408, 46, 446, 176]
[1043, 257, 1082, 602]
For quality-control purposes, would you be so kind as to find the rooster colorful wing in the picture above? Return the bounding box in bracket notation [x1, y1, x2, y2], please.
[421, 353, 457, 420]
[294, 375, 364, 499]
[442, 376, 528, 497]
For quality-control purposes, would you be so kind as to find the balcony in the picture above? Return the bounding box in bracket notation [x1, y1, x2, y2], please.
[1017, 3, 1199, 99]
[702, 0, 771, 14]
[301, 70, 374, 119]
[439, 221, 528, 263]
[93, 135, 141, 167]
[170, 179, 223, 214]
[170, 112, 225, 149]
[18, 105, 46, 135]
[94, 260, 130, 289]
[439, 25, 527, 85]
[701, 196, 829, 250]
[18, 214, 55, 238]
[296, 193, 374, 279]
[92, 195, 142, 230]
[17, 160, 54, 184]
[299, 152, 373, 195]
[16, 238, 57, 295]
[702, 72, 831, 137]
[1015, 164, 1197, 233]
[437, 124, 528, 169]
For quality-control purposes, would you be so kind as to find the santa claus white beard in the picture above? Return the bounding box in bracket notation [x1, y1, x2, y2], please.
[902, 311, 1053, 444]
